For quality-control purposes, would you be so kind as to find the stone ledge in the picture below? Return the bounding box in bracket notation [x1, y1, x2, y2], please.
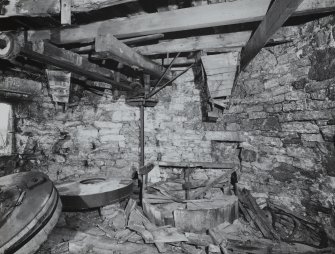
[204, 131, 247, 142]
[158, 161, 237, 169]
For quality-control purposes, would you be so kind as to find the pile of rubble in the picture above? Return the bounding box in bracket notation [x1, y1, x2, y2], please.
[36, 175, 335, 254]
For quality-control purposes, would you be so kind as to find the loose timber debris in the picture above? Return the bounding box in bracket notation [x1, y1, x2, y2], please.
[191, 170, 233, 199]
[237, 188, 281, 240]
[268, 202, 330, 248]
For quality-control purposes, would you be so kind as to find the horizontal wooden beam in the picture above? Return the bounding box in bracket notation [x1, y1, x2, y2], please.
[0, 76, 42, 96]
[241, 0, 304, 70]
[94, 34, 173, 79]
[135, 31, 251, 56]
[71, 34, 164, 53]
[0, 0, 137, 18]
[134, 27, 296, 56]
[21, 42, 133, 90]
[152, 57, 195, 66]
[0, 34, 136, 91]
[44, 0, 335, 45]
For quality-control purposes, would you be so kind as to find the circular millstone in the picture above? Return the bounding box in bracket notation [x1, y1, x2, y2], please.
[56, 177, 133, 211]
[0, 171, 62, 254]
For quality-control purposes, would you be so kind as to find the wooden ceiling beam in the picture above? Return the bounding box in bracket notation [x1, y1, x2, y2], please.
[134, 26, 299, 56]
[240, 0, 304, 70]
[71, 34, 164, 53]
[2, 39, 134, 90]
[49, 0, 270, 44]
[42, 0, 335, 45]
[135, 31, 251, 56]
[94, 34, 173, 80]
[0, 0, 137, 18]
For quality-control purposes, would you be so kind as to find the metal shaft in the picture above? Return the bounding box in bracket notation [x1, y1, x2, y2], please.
[148, 52, 181, 97]
[147, 63, 194, 98]
[139, 103, 145, 204]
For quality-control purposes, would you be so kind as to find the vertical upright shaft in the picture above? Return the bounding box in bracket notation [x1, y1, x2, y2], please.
[139, 103, 145, 204]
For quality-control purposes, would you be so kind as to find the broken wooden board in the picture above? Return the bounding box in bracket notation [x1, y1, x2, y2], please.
[190, 170, 233, 199]
[208, 221, 231, 245]
[237, 188, 280, 240]
[223, 238, 325, 254]
[127, 224, 154, 243]
[174, 195, 238, 233]
[66, 231, 159, 254]
[150, 227, 188, 243]
[185, 232, 213, 246]
[201, 52, 240, 98]
[186, 196, 238, 210]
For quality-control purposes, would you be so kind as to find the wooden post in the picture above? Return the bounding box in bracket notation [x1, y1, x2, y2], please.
[61, 0, 71, 25]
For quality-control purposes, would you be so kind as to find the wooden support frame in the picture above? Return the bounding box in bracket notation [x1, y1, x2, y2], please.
[94, 34, 173, 80]
[240, 0, 305, 70]
[40, 0, 335, 45]
[60, 0, 72, 25]
[16, 41, 133, 90]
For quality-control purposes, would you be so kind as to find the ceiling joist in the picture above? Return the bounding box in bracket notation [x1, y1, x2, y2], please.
[26, 0, 335, 45]
[135, 31, 251, 56]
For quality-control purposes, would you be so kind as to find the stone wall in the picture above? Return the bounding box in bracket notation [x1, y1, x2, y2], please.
[2, 81, 141, 181]
[212, 16, 335, 219]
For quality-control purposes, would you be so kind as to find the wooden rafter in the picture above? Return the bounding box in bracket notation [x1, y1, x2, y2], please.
[94, 34, 173, 80]
[30, 0, 335, 45]
[240, 0, 304, 70]
[0, 0, 137, 18]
